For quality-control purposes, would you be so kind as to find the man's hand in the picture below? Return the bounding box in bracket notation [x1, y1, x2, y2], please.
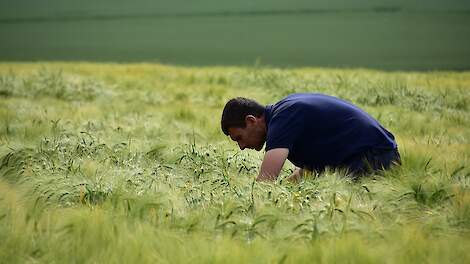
[256, 148, 289, 181]
[287, 167, 303, 183]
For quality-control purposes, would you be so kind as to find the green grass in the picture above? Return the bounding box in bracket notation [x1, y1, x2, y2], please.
[0, 62, 469, 263]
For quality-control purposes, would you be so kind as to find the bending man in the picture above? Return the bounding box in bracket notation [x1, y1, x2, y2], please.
[221, 93, 401, 181]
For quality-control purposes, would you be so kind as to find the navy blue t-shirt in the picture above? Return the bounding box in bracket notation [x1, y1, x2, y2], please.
[264, 93, 397, 171]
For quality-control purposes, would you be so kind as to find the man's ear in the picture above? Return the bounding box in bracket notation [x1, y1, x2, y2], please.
[245, 115, 257, 125]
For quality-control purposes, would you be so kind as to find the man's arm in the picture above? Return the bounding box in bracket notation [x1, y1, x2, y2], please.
[256, 148, 289, 181]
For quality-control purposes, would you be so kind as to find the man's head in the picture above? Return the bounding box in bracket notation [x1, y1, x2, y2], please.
[221, 97, 267, 151]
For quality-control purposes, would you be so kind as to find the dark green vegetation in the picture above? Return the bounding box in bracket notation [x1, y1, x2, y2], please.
[1, 0, 470, 70]
[0, 63, 469, 263]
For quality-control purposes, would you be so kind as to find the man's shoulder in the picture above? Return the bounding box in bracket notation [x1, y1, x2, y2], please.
[275, 93, 338, 107]
[272, 93, 324, 114]
[267, 94, 317, 126]
[278, 93, 323, 102]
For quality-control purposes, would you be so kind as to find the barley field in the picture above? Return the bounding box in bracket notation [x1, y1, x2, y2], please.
[0, 63, 469, 263]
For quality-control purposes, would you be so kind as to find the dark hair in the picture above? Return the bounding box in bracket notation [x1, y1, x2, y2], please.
[221, 97, 265, 135]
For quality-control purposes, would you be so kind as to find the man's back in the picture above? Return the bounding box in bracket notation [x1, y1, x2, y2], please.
[264, 93, 397, 171]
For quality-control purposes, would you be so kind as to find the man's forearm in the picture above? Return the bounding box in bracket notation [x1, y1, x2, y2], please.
[256, 148, 289, 182]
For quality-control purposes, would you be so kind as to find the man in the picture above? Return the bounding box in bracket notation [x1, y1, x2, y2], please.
[221, 93, 400, 182]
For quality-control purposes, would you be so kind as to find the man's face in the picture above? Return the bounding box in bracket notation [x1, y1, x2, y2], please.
[227, 116, 266, 151]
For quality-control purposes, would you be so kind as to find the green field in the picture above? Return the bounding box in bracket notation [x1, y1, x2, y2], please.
[0, 62, 469, 263]
[1, 0, 470, 70]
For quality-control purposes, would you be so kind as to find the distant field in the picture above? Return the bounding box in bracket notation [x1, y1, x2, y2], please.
[1, 0, 470, 70]
[0, 62, 469, 263]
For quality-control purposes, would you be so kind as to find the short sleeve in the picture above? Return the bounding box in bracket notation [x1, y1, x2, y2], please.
[265, 105, 305, 151]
